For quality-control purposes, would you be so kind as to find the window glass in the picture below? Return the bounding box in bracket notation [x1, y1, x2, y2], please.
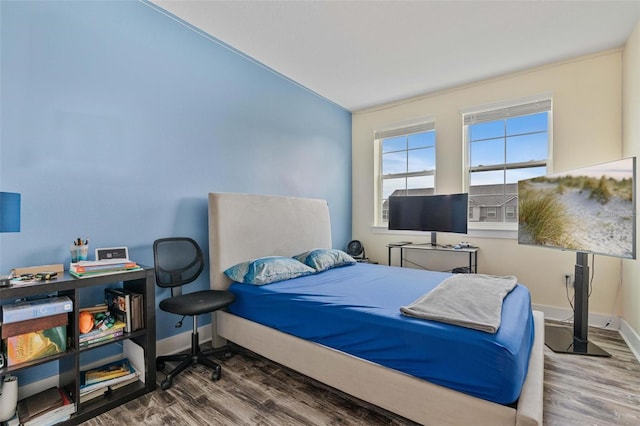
[470, 138, 504, 167]
[376, 126, 436, 225]
[408, 147, 435, 173]
[382, 151, 408, 175]
[506, 133, 548, 163]
[465, 101, 551, 227]
[382, 136, 406, 153]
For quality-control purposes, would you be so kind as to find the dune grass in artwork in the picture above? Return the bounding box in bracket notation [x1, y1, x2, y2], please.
[518, 183, 577, 249]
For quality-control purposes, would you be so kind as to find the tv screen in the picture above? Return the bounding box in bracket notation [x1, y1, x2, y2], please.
[388, 193, 469, 234]
[518, 157, 636, 259]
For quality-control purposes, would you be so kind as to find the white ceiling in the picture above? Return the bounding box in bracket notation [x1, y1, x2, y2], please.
[150, 0, 640, 112]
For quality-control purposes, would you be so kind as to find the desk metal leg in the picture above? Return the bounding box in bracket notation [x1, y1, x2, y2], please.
[388, 246, 392, 266]
[470, 251, 478, 273]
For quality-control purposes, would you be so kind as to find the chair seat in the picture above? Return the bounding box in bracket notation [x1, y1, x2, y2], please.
[159, 290, 235, 317]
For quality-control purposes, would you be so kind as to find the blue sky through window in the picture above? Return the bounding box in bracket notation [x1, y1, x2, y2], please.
[382, 131, 435, 199]
[469, 112, 548, 185]
[380, 112, 549, 213]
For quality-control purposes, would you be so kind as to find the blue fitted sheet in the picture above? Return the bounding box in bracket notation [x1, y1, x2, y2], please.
[228, 263, 534, 405]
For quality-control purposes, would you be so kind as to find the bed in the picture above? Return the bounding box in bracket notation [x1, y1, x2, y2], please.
[208, 192, 544, 426]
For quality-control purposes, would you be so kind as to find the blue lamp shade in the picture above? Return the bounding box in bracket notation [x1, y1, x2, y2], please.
[0, 192, 21, 232]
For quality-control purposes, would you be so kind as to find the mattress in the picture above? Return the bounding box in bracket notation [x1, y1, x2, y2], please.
[228, 263, 534, 405]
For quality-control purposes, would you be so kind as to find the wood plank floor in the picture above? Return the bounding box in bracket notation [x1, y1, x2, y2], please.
[82, 323, 640, 425]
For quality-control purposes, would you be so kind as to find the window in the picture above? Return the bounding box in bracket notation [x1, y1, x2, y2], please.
[463, 97, 551, 228]
[375, 120, 436, 225]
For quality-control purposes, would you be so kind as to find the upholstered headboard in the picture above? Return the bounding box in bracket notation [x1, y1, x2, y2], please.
[208, 192, 332, 290]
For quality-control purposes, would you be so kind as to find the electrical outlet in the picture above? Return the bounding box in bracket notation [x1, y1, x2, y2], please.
[564, 273, 573, 287]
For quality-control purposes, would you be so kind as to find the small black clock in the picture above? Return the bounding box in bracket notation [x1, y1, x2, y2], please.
[95, 247, 129, 261]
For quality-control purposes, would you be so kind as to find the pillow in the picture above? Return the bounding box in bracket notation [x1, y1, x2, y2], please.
[293, 248, 356, 272]
[224, 256, 315, 285]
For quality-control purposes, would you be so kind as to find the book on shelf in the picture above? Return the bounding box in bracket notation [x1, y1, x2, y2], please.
[79, 375, 139, 404]
[80, 358, 139, 395]
[69, 264, 142, 279]
[83, 358, 133, 386]
[79, 320, 126, 342]
[79, 303, 109, 314]
[78, 329, 123, 347]
[70, 260, 138, 273]
[104, 288, 132, 333]
[130, 292, 144, 331]
[104, 289, 143, 333]
[1, 296, 73, 324]
[4, 325, 67, 366]
[17, 387, 75, 426]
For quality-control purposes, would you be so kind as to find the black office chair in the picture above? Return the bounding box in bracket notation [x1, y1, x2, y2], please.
[153, 237, 236, 390]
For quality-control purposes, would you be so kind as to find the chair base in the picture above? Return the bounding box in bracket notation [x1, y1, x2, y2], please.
[157, 331, 233, 390]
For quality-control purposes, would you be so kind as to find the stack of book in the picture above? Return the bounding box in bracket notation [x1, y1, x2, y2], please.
[69, 259, 141, 278]
[79, 358, 140, 403]
[17, 387, 75, 426]
[79, 320, 126, 347]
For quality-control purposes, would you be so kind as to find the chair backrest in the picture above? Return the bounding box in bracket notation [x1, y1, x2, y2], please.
[153, 237, 204, 289]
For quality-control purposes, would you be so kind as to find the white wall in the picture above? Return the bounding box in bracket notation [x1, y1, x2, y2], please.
[352, 50, 625, 319]
[622, 20, 640, 336]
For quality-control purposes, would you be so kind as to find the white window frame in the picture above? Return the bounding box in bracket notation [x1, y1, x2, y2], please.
[373, 117, 436, 227]
[461, 93, 553, 233]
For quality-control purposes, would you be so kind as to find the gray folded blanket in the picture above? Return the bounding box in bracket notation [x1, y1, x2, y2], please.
[400, 274, 518, 333]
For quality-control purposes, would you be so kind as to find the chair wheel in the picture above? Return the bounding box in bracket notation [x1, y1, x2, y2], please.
[156, 361, 165, 371]
[161, 377, 172, 390]
[211, 365, 222, 381]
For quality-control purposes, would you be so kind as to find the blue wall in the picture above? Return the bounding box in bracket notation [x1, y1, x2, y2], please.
[1, 0, 351, 353]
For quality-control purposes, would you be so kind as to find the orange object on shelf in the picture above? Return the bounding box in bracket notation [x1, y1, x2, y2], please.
[79, 311, 94, 334]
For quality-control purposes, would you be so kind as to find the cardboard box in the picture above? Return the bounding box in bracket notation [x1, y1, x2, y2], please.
[4, 325, 67, 366]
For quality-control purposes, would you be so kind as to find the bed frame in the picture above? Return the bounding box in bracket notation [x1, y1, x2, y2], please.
[208, 192, 544, 426]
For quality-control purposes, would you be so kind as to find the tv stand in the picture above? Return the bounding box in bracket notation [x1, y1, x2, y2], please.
[544, 252, 610, 357]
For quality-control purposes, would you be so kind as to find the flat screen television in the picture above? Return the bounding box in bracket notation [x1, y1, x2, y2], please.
[518, 157, 636, 259]
[518, 157, 636, 357]
[388, 193, 468, 246]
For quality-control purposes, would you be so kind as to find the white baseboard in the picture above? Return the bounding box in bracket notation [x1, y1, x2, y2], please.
[156, 324, 213, 356]
[619, 318, 640, 363]
[532, 303, 619, 330]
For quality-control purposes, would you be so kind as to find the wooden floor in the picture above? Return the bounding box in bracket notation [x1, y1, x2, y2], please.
[82, 323, 640, 426]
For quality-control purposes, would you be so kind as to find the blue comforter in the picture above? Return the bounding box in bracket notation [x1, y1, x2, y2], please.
[228, 263, 534, 405]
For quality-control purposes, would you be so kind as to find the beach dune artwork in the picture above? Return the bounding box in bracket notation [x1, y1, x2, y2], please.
[518, 157, 636, 259]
